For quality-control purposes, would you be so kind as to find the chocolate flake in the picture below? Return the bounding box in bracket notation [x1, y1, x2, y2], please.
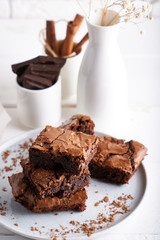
[2, 187, 7, 192]
[1, 150, 10, 163]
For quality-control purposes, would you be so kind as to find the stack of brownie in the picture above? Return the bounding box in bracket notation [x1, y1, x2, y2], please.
[9, 126, 99, 212]
[9, 114, 147, 213]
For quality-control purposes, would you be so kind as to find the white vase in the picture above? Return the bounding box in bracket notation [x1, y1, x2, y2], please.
[77, 10, 128, 135]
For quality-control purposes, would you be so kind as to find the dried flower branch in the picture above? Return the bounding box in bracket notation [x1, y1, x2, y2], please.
[76, 0, 152, 27]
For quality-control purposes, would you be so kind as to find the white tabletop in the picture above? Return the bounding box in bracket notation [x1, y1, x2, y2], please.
[0, 106, 159, 240]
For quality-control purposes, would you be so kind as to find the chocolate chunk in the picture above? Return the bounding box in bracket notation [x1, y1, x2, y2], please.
[12, 56, 65, 77]
[29, 63, 60, 74]
[22, 74, 53, 90]
[12, 56, 66, 90]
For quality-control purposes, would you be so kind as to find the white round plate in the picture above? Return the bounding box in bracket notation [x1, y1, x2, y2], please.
[0, 129, 147, 240]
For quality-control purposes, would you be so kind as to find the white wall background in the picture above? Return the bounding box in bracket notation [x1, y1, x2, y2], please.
[0, 0, 160, 108]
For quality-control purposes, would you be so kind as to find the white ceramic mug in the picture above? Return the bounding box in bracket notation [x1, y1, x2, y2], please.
[16, 77, 61, 128]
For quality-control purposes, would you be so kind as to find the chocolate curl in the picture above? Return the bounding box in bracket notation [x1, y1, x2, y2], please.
[46, 21, 58, 54]
[73, 33, 89, 53]
[61, 14, 84, 56]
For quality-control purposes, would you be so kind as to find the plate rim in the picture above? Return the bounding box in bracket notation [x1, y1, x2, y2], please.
[0, 128, 148, 240]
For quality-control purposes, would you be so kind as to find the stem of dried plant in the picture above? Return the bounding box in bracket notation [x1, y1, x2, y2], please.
[101, 6, 107, 26]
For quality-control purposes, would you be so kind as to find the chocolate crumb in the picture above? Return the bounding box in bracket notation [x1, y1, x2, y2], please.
[24, 141, 29, 148]
[2, 150, 10, 162]
[117, 196, 123, 200]
[4, 166, 13, 172]
[14, 223, 18, 226]
[94, 202, 100, 207]
[70, 221, 75, 225]
[1, 212, 6, 216]
[109, 215, 114, 222]
[94, 196, 109, 207]
[2, 187, 7, 192]
[53, 237, 58, 240]
[128, 194, 133, 200]
[60, 225, 65, 230]
[103, 196, 109, 202]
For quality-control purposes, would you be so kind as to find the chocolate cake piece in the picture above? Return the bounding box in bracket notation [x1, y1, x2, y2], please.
[29, 126, 99, 175]
[89, 136, 147, 184]
[21, 159, 90, 198]
[9, 173, 87, 212]
[60, 114, 95, 135]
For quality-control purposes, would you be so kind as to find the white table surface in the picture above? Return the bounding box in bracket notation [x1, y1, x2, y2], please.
[0, 106, 160, 240]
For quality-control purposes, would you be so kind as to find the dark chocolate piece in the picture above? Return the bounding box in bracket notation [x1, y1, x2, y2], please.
[22, 74, 53, 89]
[12, 56, 66, 77]
[60, 114, 95, 135]
[18, 63, 61, 86]
[12, 56, 66, 90]
[21, 159, 90, 198]
[28, 63, 60, 74]
[29, 126, 99, 175]
[89, 136, 147, 183]
[9, 173, 87, 212]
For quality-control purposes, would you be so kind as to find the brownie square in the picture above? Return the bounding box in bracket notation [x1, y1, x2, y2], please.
[8, 172, 87, 212]
[59, 114, 95, 135]
[21, 159, 90, 198]
[89, 136, 147, 184]
[29, 126, 99, 175]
